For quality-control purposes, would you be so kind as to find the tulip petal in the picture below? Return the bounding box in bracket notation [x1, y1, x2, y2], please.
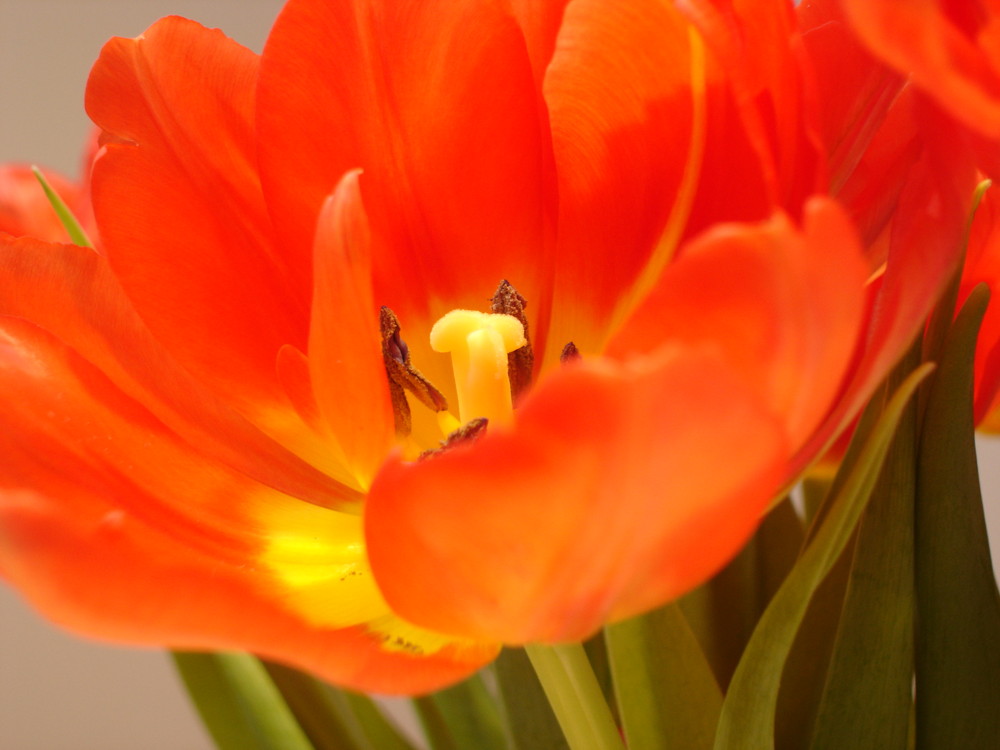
[366, 351, 787, 643]
[672, 0, 825, 253]
[308, 172, 396, 487]
[834, 89, 922, 249]
[842, 0, 1000, 139]
[678, 0, 825, 211]
[0, 478, 495, 695]
[541, 0, 704, 357]
[680, 61, 773, 241]
[257, 0, 549, 328]
[0, 235, 358, 506]
[86, 16, 305, 408]
[506, 0, 574, 87]
[0, 316, 494, 694]
[792, 105, 979, 474]
[798, 0, 904, 192]
[608, 198, 869, 449]
[0, 315, 327, 550]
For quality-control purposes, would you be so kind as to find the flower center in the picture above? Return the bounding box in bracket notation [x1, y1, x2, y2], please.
[430, 310, 526, 426]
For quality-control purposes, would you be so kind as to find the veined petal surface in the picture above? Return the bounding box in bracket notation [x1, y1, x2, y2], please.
[609, 198, 868, 450]
[843, 0, 1000, 139]
[0, 235, 354, 506]
[256, 0, 550, 331]
[506, 0, 574, 87]
[798, 0, 903, 193]
[542, 0, 703, 357]
[308, 172, 395, 487]
[792, 104, 979, 473]
[366, 351, 787, 643]
[87, 17, 304, 409]
[678, 0, 826, 212]
[0, 316, 494, 693]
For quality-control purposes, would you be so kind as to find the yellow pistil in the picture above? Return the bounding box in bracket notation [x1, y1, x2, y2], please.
[430, 310, 526, 425]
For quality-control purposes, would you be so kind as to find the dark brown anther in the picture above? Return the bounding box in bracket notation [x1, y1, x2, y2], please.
[418, 417, 488, 461]
[380, 307, 448, 437]
[560, 341, 581, 363]
[491, 279, 534, 401]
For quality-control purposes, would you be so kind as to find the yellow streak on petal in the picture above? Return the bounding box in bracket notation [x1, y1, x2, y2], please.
[262, 509, 388, 627]
[261, 500, 488, 657]
[608, 24, 708, 336]
[365, 613, 488, 657]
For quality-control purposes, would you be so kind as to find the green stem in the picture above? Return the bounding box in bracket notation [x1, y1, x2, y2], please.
[172, 651, 314, 750]
[524, 643, 625, 750]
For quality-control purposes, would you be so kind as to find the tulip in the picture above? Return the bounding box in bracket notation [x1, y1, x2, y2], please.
[842, 0, 1000, 177]
[837, 0, 1000, 429]
[0, 0, 971, 693]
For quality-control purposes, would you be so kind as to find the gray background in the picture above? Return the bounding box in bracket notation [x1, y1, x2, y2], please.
[1, 1, 998, 749]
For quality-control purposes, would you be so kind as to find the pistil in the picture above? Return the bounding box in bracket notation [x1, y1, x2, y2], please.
[430, 310, 526, 425]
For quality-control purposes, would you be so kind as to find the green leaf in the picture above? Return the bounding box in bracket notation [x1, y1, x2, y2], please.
[800, 476, 832, 528]
[808, 346, 920, 750]
[915, 284, 1000, 750]
[921, 179, 992, 370]
[30, 166, 93, 248]
[583, 630, 618, 723]
[750, 498, 805, 610]
[495, 648, 568, 750]
[523, 643, 624, 750]
[777, 352, 916, 748]
[774, 537, 854, 750]
[802, 381, 887, 548]
[263, 661, 414, 750]
[172, 651, 314, 750]
[606, 603, 721, 750]
[713, 363, 933, 750]
[413, 696, 457, 750]
[679, 497, 804, 691]
[337, 692, 417, 750]
[413, 673, 507, 750]
[678, 547, 757, 690]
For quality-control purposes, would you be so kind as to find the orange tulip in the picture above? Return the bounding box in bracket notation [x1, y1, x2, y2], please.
[841, 0, 1000, 177]
[835, 0, 1000, 428]
[787, 0, 982, 475]
[0, 0, 969, 692]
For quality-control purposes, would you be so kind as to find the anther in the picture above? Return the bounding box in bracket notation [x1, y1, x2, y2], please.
[418, 417, 488, 461]
[491, 280, 534, 402]
[560, 341, 581, 363]
[380, 307, 448, 437]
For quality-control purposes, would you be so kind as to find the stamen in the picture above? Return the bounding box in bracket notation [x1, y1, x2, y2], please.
[491, 280, 534, 402]
[560, 341, 581, 363]
[430, 310, 526, 425]
[380, 307, 448, 437]
[418, 417, 488, 461]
